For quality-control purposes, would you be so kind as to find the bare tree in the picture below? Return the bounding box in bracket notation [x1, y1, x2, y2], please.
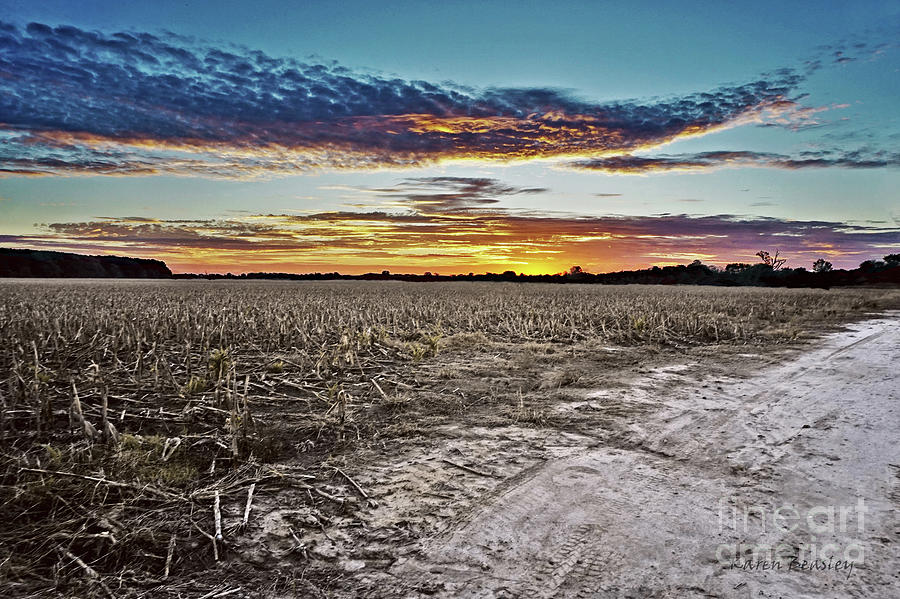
[756, 250, 787, 270]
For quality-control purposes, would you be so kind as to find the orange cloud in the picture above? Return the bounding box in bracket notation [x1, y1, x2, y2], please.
[4, 190, 897, 273]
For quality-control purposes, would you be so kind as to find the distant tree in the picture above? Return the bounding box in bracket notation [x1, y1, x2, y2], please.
[381, 270, 390, 275]
[756, 250, 786, 270]
[568, 265, 583, 275]
[859, 260, 885, 273]
[885, 254, 900, 266]
[725, 263, 753, 273]
[812, 258, 833, 273]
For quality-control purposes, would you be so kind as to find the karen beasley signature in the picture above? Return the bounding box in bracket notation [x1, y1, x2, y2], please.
[729, 555, 856, 579]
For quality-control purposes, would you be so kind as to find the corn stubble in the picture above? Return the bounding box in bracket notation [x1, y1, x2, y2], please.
[0, 280, 896, 596]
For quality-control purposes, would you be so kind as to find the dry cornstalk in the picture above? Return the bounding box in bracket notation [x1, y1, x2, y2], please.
[213, 490, 223, 541]
[191, 519, 219, 561]
[241, 483, 256, 528]
[371, 378, 388, 399]
[442, 458, 496, 478]
[99, 384, 119, 444]
[70, 383, 99, 442]
[241, 374, 252, 436]
[334, 467, 377, 507]
[163, 534, 176, 579]
[57, 546, 115, 598]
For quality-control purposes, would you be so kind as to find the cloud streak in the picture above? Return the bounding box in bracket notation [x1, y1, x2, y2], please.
[364, 177, 548, 212]
[571, 149, 900, 174]
[6, 178, 898, 272]
[0, 21, 825, 177]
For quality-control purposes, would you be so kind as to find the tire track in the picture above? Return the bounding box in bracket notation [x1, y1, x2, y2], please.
[388, 313, 900, 598]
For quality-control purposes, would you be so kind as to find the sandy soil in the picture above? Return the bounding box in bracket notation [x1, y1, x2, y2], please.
[317, 312, 900, 598]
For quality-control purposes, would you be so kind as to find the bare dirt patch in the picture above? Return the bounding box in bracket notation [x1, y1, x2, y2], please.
[343, 313, 900, 598]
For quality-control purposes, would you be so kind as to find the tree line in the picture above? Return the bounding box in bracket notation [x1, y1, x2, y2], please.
[3, 247, 899, 287]
[174, 252, 900, 288]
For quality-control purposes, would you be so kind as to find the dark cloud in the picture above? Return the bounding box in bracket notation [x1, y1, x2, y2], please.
[806, 32, 898, 74]
[365, 177, 548, 212]
[0, 21, 817, 177]
[570, 149, 900, 173]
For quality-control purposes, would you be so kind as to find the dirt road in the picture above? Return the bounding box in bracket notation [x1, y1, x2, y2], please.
[384, 313, 900, 598]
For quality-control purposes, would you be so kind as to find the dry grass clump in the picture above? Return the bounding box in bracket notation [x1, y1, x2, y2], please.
[505, 391, 554, 426]
[440, 331, 490, 350]
[539, 366, 583, 390]
[0, 280, 897, 594]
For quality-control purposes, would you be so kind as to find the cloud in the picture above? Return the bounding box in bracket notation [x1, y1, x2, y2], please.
[570, 149, 900, 174]
[0, 21, 824, 178]
[805, 32, 898, 74]
[363, 177, 548, 212]
[5, 189, 898, 272]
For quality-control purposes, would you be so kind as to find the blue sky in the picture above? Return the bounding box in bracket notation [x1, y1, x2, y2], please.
[0, 0, 898, 273]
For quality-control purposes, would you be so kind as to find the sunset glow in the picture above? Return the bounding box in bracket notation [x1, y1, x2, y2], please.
[1, 1, 898, 273]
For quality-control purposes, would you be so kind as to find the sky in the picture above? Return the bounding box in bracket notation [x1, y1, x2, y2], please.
[0, 0, 898, 274]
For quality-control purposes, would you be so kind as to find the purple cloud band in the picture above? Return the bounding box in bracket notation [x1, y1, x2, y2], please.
[4, 177, 897, 270]
[571, 149, 900, 173]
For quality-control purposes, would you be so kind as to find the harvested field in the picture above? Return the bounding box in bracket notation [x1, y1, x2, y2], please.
[1, 280, 898, 597]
